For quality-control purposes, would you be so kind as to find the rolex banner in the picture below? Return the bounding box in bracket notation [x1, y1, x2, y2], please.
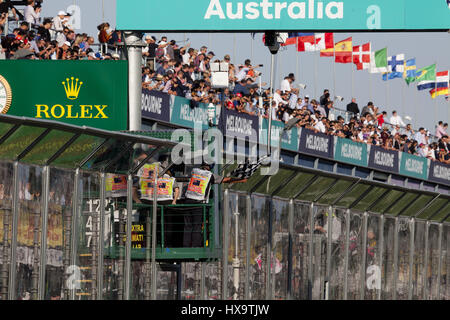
[0, 60, 128, 131]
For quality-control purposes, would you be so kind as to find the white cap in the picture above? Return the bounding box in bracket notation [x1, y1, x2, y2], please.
[112, 53, 120, 59]
[88, 52, 96, 58]
[63, 41, 71, 47]
[58, 11, 66, 16]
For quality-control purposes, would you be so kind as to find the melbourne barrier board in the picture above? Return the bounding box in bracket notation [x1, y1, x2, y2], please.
[0, 60, 128, 131]
[117, 0, 450, 31]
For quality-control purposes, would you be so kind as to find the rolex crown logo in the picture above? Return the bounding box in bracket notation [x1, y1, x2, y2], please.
[62, 77, 83, 100]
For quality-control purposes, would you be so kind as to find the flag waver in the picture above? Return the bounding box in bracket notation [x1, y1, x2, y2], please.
[429, 71, 449, 98]
[416, 64, 436, 91]
[369, 48, 388, 73]
[353, 43, 371, 70]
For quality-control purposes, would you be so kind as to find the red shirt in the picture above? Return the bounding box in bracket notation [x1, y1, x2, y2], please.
[377, 114, 385, 127]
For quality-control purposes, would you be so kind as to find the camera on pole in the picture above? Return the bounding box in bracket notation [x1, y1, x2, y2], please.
[264, 31, 288, 55]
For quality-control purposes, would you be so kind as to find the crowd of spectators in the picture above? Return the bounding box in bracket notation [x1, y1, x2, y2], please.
[0, 0, 120, 60]
[0, 1, 448, 165]
[141, 35, 450, 165]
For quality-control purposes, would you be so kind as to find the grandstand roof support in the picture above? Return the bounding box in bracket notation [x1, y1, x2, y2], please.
[123, 31, 146, 131]
[331, 179, 362, 206]
[314, 179, 339, 202]
[349, 185, 375, 209]
[396, 193, 422, 217]
[293, 175, 319, 199]
[414, 194, 442, 218]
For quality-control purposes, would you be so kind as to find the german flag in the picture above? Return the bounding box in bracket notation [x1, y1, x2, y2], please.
[320, 37, 353, 64]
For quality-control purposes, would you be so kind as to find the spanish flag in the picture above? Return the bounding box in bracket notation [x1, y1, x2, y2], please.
[320, 37, 353, 63]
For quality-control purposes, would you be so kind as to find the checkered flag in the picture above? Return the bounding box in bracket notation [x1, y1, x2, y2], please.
[230, 155, 270, 180]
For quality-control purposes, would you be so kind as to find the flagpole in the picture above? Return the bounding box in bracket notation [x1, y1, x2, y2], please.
[314, 45, 318, 99]
[296, 36, 299, 84]
[386, 78, 389, 110]
[351, 55, 354, 100]
[434, 62, 438, 127]
[333, 42, 336, 103]
[250, 35, 254, 63]
[401, 82, 405, 121]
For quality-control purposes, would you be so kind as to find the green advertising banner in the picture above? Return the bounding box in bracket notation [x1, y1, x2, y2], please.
[399, 152, 429, 180]
[259, 118, 299, 152]
[170, 95, 212, 130]
[334, 137, 368, 167]
[117, 0, 450, 31]
[0, 60, 128, 131]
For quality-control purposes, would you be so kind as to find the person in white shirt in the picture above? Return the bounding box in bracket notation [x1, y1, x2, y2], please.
[273, 89, 288, 107]
[389, 110, 406, 127]
[183, 48, 195, 65]
[414, 128, 427, 146]
[235, 66, 250, 82]
[288, 88, 299, 110]
[52, 11, 66, 32]
[314, 117, 327, 133]
[24, 0, 40, 26]
[280, 76, 292, 93]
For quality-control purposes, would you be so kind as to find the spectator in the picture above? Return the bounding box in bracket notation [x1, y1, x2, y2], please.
[436, 121, 447, 139]
[0, 25, 5, 59]
[24, 0, 40, 26]
[346, 98, 360, 115]
[320, 89, 331, 108]
[280, 75, 292, 93]
[414, 127, 427, 146]
[37, 18, 52, 42]
[389, 110, 406, 127]
[0, 0, 19, 24]
[52, 11, 66, 34]
[98, 22, 112, 53]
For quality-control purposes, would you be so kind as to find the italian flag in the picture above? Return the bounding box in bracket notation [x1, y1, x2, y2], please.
[369, 48, 388, 74]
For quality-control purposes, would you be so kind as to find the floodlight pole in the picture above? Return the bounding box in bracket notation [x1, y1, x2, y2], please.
[267, 53, 275, 156]
[124, 31, 145, 131]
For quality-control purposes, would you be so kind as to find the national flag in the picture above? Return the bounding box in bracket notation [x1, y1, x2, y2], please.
[296, 33, 315, 51]
[282, 32, 302, 46]
[335, 37, 352, 63]
[416, 64, 436, 91]
[320, 37, 352, 63]
[403, 58, 418, 85]
[429, 71, 449, 98]
[353, 43, 371, 70]
[369, 48, 388, 73]
[298, 33, 333, 52]
[382, 54, 405, 80]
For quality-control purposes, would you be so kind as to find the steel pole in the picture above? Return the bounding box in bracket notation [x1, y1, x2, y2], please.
[124, 32, 145, 131]
[151, 164, 158, 300]
[8, 161, 19, 300]
[38, 166, 50, 300]
[267, 54, 276, 156]
[232, 194, 239, 300]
